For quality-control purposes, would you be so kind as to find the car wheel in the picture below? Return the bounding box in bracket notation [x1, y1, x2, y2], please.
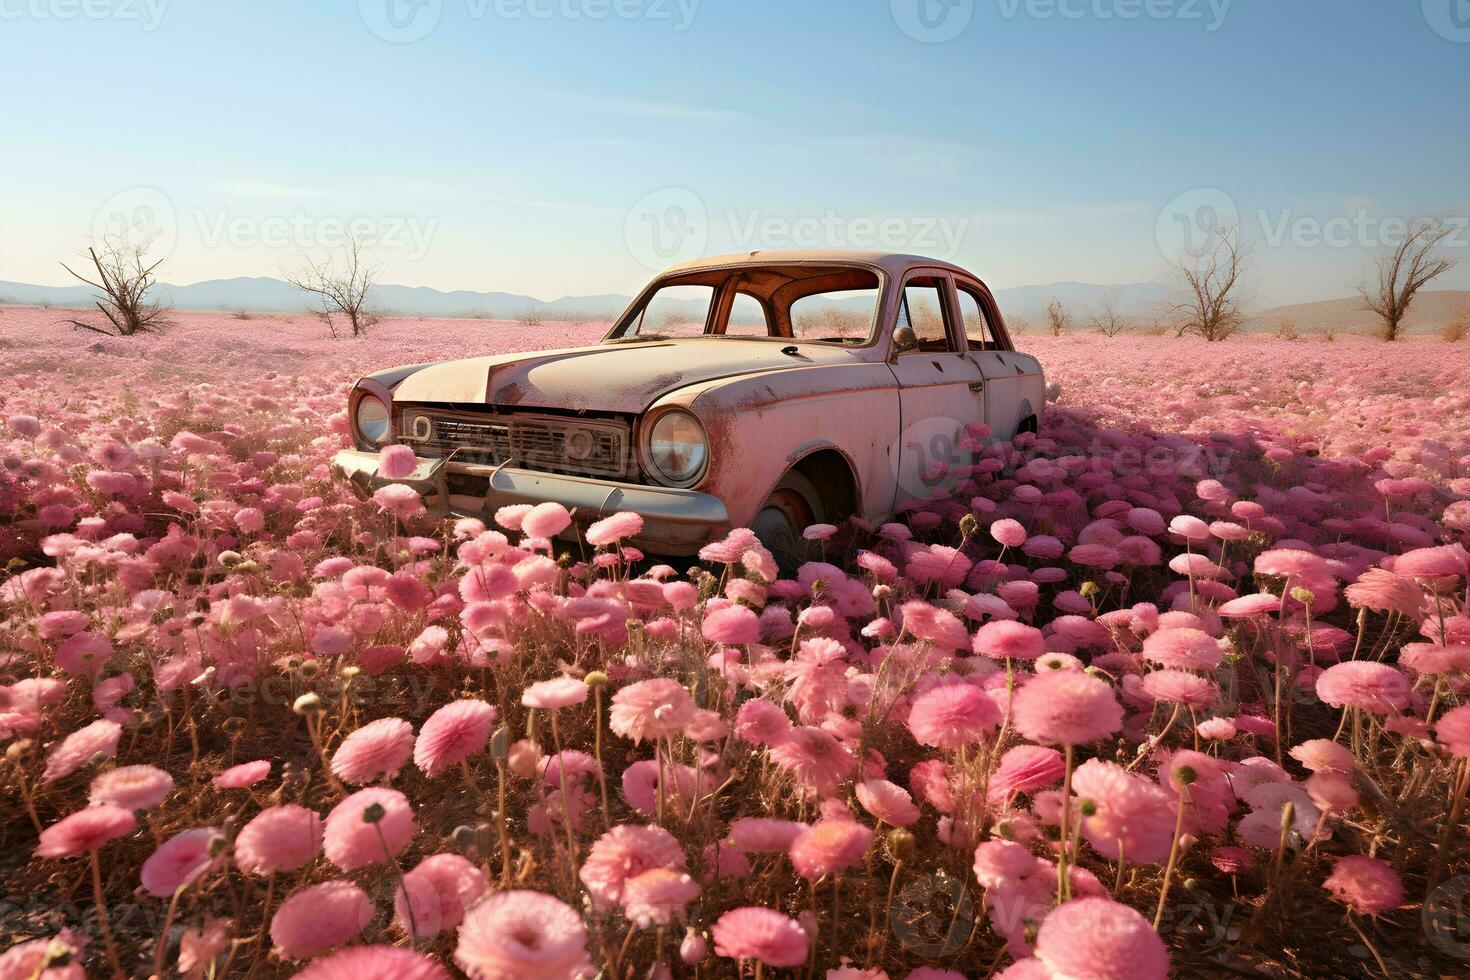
[750, 471, 822, 575]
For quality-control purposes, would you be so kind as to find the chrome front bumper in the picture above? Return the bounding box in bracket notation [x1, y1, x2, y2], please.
[331, 449, 729, 554]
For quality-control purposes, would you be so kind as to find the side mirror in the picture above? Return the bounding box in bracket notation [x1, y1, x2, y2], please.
[892, 326, 918, 354]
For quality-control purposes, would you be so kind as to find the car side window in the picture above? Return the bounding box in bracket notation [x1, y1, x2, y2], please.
[894, 276, 953, 355]
[956, 285, 1000, 350]
[726, 291, 771, 336]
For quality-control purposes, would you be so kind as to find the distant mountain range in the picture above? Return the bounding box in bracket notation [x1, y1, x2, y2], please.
[6, 274, 1462, 335]
[0, 275, 1178, 323]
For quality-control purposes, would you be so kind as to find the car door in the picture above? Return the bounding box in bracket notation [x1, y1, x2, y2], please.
[887, 270, 985, 509]
[955, 278, 1028, 439]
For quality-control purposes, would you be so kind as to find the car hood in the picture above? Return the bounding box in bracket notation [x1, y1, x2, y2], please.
[390, 339, 862, 413]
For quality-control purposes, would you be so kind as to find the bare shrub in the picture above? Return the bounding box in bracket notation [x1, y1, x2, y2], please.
[1045, 299, 1070, 337]
[1088, 292, 1128, 337]
[1359, 214, 1460, 341]
[284, 230, 383, 338]
[1273, 316, 1298, 341]
[1445, 315, 1469, 343]
[516, 308, 545, 328]
[233, 309, 254, 321]
[1321, 326, 1337, 343]
[60, 233, 171, 337]
[1171, 222, 1251, 342]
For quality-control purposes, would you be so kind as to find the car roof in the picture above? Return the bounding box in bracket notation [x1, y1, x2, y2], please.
[662, 248, 972, 279]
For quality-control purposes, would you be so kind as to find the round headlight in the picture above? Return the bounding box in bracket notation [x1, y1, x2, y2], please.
[646, 410, 707, 485]
[355, 396, 390, 448]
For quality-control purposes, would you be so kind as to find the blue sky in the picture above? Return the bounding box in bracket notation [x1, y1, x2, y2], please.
[2, 0, 1467, 306]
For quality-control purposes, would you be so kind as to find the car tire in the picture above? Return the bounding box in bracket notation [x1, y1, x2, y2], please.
[750, 470, 823, 576]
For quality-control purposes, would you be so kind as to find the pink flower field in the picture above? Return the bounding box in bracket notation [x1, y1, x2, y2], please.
[3, 305, 1470, 979]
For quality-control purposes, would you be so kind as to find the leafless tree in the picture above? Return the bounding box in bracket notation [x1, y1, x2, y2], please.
[1171, 222, 1251, 342]
[284, 231, 383, 338]
[60, 233, 170, 336]
[1088, 291, 1128, 337]
[1359, 215, 1460, 341]
[1044, 299, 1070, 337]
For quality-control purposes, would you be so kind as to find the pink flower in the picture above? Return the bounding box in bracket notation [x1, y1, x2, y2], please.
[140, 827, 224, 896]
[898, 601, 969, 653]
[454, 890, 593, 980]
[855, 779, 920, 827]
[35, 805, 135, 857]
[1141, 669, 1217, 708]
[1344, 568, 1425, 618]
[1070, 760, 1176, 864]
[214, 759, 270, 789]
[790, 819, 873, 879]
[1393, 544, 1470, 580]
[373, 483, 425, 521]
[379, 443, 418, 480]
[712, 907, 810, 968]
[235, 804, 323, 875]
[1012, 671, 1123, 746]
[1141, 628, 1222, 671]
[1288, 738, 1358, 774]
[586, 511, 643, 546]
[396, 853, 487, 938]
[906, 683, 1002, 749]
[987, 745, 1065, 803]
[609, 679, 696, 743]
[973, 620, 1046, 661]
[43, 719, 121, 782]
[1034, 898, 1169, 979]
[702, 604, 761, 645]
[579, 823, 686, 908]
[727, 818, 806, 852]
[1217, 593, 1283, 618]
[293, 946, 451, 980]
[1323, 855, 1404, 916]
[270, 880, 374, 959]
[735, 699, 792, 746]
[89, 765, 173, 810]
[522, 502, 573, 540]
[0, 929, 85, 980]
[323, 787, 414, 870]
[1196, 717, 1237, 741]
[414, 699, 497, 777]
[332, 717, 415, 785]
[1314, 661, 1411, 713]
[622, 868, 700, 927]
[991, 518, 1028, 548]
[1436, 704, 1470, 757]
[523, 677, 590, 710]
[769, 725, 855, 798]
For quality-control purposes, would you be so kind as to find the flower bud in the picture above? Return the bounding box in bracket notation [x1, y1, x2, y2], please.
[584, 670, 609, 689]
[679, 928, 707, 965]
[888, 827, 916, 862]
[292, 692, 321, 715]
[490, 726, 510, 762]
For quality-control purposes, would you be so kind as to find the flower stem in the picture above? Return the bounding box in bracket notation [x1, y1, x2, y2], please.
[90, 849, 125, 979]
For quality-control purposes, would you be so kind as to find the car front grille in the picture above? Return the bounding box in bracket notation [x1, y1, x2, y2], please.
[404, 409, 632, 480]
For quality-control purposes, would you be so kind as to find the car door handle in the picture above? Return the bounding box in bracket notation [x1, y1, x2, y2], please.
[969, 381, 984, 392]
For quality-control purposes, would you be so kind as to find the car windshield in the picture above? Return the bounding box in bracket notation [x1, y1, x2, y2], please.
[609, 265, 881, 345]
